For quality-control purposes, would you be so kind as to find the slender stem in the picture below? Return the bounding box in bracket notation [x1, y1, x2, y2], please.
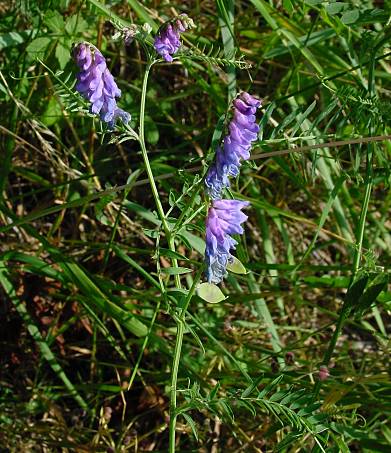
[168, 268, 203, 453]
[168, 236, 182, 289]
[352, 174, 372, 273]
[139, 62, 181, 290]
[181, 204, 205, 229]
[169, 319, 184, 453]
[349, 31, 382, 274]
[138, 59, 187, 451]
[139, 62, 170, 238]
[172, 185, 202, 234]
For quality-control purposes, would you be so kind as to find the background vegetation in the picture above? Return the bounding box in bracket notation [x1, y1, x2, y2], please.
[0, 0, 390, 451]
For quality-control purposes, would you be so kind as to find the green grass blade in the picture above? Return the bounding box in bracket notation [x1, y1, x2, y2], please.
[126, 0, 159, 32]
[216, 0, 236, 102]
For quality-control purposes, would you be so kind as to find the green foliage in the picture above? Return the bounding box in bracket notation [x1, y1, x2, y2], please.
[0, 0, 390, 451]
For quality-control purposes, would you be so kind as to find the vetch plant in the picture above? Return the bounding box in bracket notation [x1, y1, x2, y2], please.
[68, 15, 260, 453]
[3, 1, 390, 451]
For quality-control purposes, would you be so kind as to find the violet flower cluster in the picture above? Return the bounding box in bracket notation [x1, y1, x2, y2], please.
[205, 92, 261, 199]
[154, 14, 194, 62]
[204, 92, 261, 284]
[73, 43, 130, 129]
[205, 200, 249, 284]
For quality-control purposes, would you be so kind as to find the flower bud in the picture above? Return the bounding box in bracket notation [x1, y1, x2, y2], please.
[318, 366, 330, 381]
[153, 14, 194, 62]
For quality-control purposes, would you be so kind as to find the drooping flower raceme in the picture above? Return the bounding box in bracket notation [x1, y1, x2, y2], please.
[205, 92, 261, 199]
[154, 14, 194, 62]
[73, 43, 130, 129]
[205, 199, 249, 284]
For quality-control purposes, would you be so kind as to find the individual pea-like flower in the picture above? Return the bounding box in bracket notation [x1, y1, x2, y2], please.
[205, 92, 261, 199]
[154, 14, 195, 62]
[205, 199, 249, 284]
[72, 43, 130, 129]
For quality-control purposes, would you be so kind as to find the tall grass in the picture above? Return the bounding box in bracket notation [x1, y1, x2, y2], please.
[0, 0, 390, 451]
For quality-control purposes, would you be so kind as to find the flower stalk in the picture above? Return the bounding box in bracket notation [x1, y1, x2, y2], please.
[137, 59, 184, 450]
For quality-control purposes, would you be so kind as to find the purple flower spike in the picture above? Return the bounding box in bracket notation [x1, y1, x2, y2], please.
[154, 14, 194, 62]
[205, 92, 261, 199]
[73, 43, 130, 128]
[205, 199, 249, 284]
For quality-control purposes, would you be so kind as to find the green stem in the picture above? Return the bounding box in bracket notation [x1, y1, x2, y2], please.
[138, 60, 187, 451]
[169, 236, 182, 289]
[139, 62, 170, 238]
[352, 174, 372, 273]
[138, 62, 181, 290]
[169, 268, 203, 452]
[169, 319, 184, 453]
[172, 184, 202, 234]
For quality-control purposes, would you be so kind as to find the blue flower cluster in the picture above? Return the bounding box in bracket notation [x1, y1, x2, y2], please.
[205, 93, 261, 199]
[73, 43, 130, 129]
[204, 92, 261, 284]
[205, 200, 249, 284]
[153, 14, 194, 62]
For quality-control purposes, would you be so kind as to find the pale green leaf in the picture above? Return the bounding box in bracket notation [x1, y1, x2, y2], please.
[182, 413, 199, 441]
[197, 282, 226, 303]
[341, 9, 360, 25]
[226, 256, 247, 275]
[326, 2, 348, 15]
